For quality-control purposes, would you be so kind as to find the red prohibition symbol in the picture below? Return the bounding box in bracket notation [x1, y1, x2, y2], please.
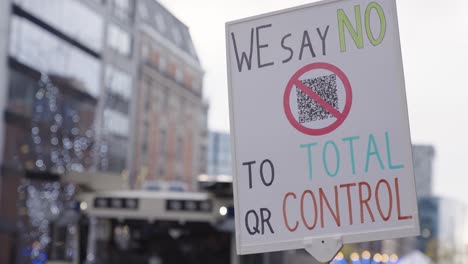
[283, 62, 352, 136]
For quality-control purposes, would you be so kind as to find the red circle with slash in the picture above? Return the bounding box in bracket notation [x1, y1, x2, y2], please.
[283, 62, 352, 135]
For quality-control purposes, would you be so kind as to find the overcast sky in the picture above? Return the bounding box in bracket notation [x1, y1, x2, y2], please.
[159, 0, 468, 205]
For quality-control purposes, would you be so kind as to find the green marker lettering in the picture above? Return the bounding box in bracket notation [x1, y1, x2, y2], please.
[338, 5, 364, 52]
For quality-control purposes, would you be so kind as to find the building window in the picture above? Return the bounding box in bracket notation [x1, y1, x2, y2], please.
[107, 23, 132, 57]
[105, 66, 131, 115]
[10, 16, 101, 97]
[192, 78, 200, 91]
[199, 145, 207, 174]
[142, 76, 152, 111]
[183, 72, 193, 89]
[162, 88, 169, 111]
[103, 108, 129, 137]
[155, 13, 166, 33]
[8, 68, 37, 116]
[144, 94, 151, 112]
[141, 121, 149, 160]
[168, 63, 176, 76]
[105, 94, 129, 115]
[13, 0, 104, 52]
[158, 129, 167, 177]
[150, 48, 159, 67]
[141, 145, 148, 164]
[171, 27, 182, 46]
[112, 0, 134, 23]
[159, 129, 166, 157]
[6, 63, 98, 172]
[101, 134, 127, 173]
[158, 56, 167, 73]
[141, 42, 150, 61]
[105, 65, 132, 100]
[175, 68, 184, 84]
[158, 166, 165, 177]
[138, 2, 149, 20]
[176, 137, 183, 161]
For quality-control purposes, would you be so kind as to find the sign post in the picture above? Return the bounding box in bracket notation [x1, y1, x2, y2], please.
[225, 0, 419, 262]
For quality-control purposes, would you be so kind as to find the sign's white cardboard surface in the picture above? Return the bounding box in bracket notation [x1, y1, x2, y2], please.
[226, 0, 419, 256]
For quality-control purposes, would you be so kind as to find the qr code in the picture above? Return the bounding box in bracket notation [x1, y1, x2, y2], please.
[296, 74, 338, 123]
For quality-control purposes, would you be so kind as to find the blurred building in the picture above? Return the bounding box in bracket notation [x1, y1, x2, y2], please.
[131, 0, 208, 191]
[417, 197, 467, 264]
[207, 131, 232, 177]
[1, 1, 108, 262]
[412, 145, 435, 198]
[0, 0, 207, 262]
[381, 145, 468, 264]
[381, 145, 436, 258]
[326, 145, 467, 263]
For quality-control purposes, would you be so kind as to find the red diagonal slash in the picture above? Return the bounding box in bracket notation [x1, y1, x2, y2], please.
[293, 80, 343, 120]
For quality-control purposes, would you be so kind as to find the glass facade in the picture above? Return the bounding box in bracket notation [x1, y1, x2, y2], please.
[101, 65, 131, 174]
[7, 67, 37, 117]
[9, 2, 135, 177]
[10, 16, 101, 97]
[6, 63, 97, 172]
[207, 132, 232, 176]
[13, 0, 104, 52]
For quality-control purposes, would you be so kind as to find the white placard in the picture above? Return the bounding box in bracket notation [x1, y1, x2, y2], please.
[226, 0, 419, 258]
